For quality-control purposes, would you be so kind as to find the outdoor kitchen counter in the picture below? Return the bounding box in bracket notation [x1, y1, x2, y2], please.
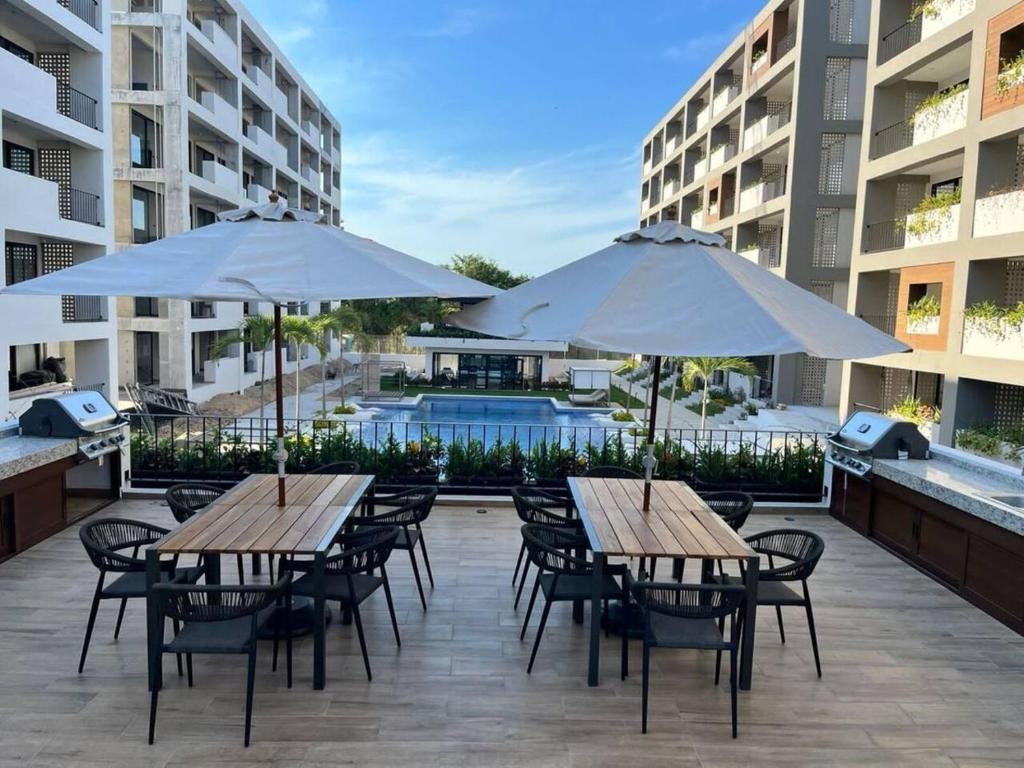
[873, 448, 1024, 536]
[0, 432, 77, 482]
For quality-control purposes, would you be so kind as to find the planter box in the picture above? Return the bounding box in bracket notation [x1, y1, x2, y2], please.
[689, 211, 705, 229]
[691, 157, 708, 180]
[737, 247, 761, 264]
[906, 316, 940, 335]
[973, 189, 1024, 237]
[712, 86, 738, 115]
[921, 0, 975, 41]
[742, 112, 786, 150]
[694, 106, 710, 132]
[708, 144, 735, 171]
[904, 203, 959, 248]
[962, 318, 1024, 360]
[957, 443, 1024, 471]
[750, 53, 769, 75]
[911, 89, 968, 146]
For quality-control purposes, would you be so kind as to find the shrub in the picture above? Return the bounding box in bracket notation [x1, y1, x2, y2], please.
[963, 300, 1024, 338]
[332, 404, 357, 415]
[997, 50, 1024, 95]
[904, 188, 961, 237]
[907, 82, 967, 127]
[611, 410, 635, 422]
[886, 395, 940, 426]
[905, 294, 941, 325]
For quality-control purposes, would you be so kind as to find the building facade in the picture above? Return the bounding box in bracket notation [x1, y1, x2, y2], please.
[0, 0, 117, 418]
[640, 0, 872, 407]
[110, 0, 343, 402]
[841, 0, 1024, 449]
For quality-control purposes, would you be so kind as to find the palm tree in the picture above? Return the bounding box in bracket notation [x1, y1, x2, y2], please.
[663, 357, 683, 429]
[680, 356, 758, 432]
[280, 315, 318, 424]
[319, 305, 362, 407]
[211, 313, 276, 436]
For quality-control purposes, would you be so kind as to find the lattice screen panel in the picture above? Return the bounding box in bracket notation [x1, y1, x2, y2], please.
[1005, 258, 1024, 304]
[993, 384, 1024, 430]
[810, 280, 835, 303]
[887, 271, 900, 315]
[915, 372, 942, 407]
[1014, 142, 1024, 188]
[812, 208, 840, 268]
[823, 58, 851, 120]
[828, 0, 855, 43]
[757, 224, 782, 268]
[41, 241, 75, 321]
[895, 179, 928, 217]
[880, 367, 913, 412]
[38, 148, 72, 219]
[767, 100, 790, 119]
[37, 52, 70, 117]
[798, 355, 827, 406]
[904, 87, 932, 121]
[818, 133, 846, 195]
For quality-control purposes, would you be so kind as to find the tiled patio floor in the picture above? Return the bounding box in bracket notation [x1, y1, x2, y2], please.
[0, 498, 1022, 767]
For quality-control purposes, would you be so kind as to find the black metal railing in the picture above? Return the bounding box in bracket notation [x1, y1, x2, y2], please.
[863, 219, 905, 253]
[56, 82, 99, 129]
[127, 414, 828, 501]
[190, 301, 216, 319]
[59, 185, 102, 226]
[59, 0, 100, 31]
[858, 314, 897, 336]
[63, 295, 105, 322]
[879, 16, 922, 63]
[873, 118, 913, 157]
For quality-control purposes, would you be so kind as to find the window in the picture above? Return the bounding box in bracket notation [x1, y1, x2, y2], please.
[0, 35, 33, 64]
[132, 185, 159, 244]
[3, 141, 34, 175]
[193, 207, 216, 229]
[823, 58, 851, 120]
[135, 297, 159, 317]
[931, 177, 961, 196]
[130, 110, 159, 168]
[5, 243, 38, 285]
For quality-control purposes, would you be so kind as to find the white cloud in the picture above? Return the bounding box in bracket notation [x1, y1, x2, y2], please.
[661, 21, 747, 63]
[341, 134, 639, 276]
[417, 7, 497, 39]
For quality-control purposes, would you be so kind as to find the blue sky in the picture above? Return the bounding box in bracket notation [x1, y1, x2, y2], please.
[244, 1, 764, 275]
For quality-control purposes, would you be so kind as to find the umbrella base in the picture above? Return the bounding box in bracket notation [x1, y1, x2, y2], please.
[257, 596, 333, 639]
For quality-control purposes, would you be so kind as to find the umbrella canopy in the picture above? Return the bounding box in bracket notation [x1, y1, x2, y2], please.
[449, 221, 909, 510]
[3, 202, 496, 304]
[3, 201, 498, 505]
[449, 221, 908, 359]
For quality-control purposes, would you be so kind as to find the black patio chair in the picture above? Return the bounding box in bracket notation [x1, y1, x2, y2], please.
[355, 487, 437, 610]
[165, 483, 249, 584]
[716, 528, 825, 677]
[519, 523, 629, 674]
[511, 487, 580, 609]
[583, 466, 643, 479]
[148, 575, 292, 747]
[629, 581, 746, 736]
[280, 526, 401, 681]
[78, 517, 203, 674]
[699, 491, 754, 579]
[311, 461, 361, 474]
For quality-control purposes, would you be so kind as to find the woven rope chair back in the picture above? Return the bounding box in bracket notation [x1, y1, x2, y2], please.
[583, 466, 643, 479]
[79, 518, 165, 572]
[511, 487, 573, 527]
[158, 578, 287, 623]
[324, 527, 400, 575]
[165, 483, 224, 524]
[750, 529, 825, 581]
[700, 491, 754, 531]
[521, 523, 589, 576]
[634, 583, 746, 622]
[311, 461, 361, 475]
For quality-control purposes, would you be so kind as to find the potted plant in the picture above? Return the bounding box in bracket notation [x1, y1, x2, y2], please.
[904, 294, 941, 335]
[908, 83, 968, 143]
[527, 439, 581, 487]
[997, 50, 1024, 95]
[904, 187, 961, 244]
[962, 300, 1024, 359]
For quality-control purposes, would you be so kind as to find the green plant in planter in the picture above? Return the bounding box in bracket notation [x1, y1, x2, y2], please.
[907, 82, 967, 127]
[904, 188, 961, 237]
[446, 438, 486, 479]
[956, 423, 1024, 462]
[905, 294, 941, 326]
[886, 395, 940, 426]
[997, 50, 1024, 94]
[964, 300, 1024, 339]
[909, 0, 954, 20]
[526, 439, 580, 481]
[751, 48, 767, 66]
[611, 410, 635, 422]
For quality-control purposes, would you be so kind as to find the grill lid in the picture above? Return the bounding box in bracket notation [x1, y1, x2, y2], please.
[828, 411, 929, 460]
[19, 391, 123, 438]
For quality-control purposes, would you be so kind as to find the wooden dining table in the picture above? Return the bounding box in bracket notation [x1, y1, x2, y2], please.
[568, 477, 759, 689]
[145, 473, 374, 692]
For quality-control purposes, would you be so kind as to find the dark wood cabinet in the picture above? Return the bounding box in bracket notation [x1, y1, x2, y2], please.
[830, 467, 1024, 636]
[0, 457, 75, 563]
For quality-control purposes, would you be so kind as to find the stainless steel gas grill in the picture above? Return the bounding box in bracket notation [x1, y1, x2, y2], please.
[19, 391, 128, 461]
[826, 411, 930, 478]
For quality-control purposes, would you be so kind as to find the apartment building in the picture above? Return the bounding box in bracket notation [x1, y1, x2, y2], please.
[110, 0, 343, 402]
[640, 0, 871, 408]
[841, 0, 1024, 449]
[0, 0, 117, 418]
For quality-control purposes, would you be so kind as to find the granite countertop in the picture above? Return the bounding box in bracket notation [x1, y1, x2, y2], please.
[873, 450, 1024, 536]
[0, 434, 78, 482]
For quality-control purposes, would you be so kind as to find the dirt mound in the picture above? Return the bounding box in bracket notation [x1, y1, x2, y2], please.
[197, 364, 326, 417]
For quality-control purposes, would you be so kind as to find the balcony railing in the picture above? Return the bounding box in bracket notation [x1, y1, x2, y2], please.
[191, 301, 216, 319]
[63, 295, 106, 323]
[858, 314, 897, 336]
[56, 82, 98, 129]
[59, 185, 101, 226]
[863, 219, 905, 253]
[873, 119, 913, 157]
[776, 29, 796, 59]
[59, 0, 100, 31]
[879, 17, 922, 63]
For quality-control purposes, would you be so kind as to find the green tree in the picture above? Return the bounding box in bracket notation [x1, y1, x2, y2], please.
[312, 304, 362, 410]
[280, 315, 318, 423]
[211, 313, 276, 434]
[681, 356, 758, 432]
[447, 253, 530, 289]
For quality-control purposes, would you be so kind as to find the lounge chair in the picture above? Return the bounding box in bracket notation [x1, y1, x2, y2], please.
[568, 389, 608, 406]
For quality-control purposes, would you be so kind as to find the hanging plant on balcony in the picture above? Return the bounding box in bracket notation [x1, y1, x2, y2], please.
[886, 395, 941, 426]
[909, 0, 955, 20]
[997, 50, 1024, 95]
[907, 82, 968, 127]
[904, 187, 961, 236]
[750, 48, 767, 67]
[904, 294, 941, 329]
[708, 142, 730, 157]
[963, 300, 1024, 339]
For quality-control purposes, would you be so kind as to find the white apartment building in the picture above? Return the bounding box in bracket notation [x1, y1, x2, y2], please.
[0, 0, 117, 418]
[110, 0, 344, 403]
[640, 0, 871, 408]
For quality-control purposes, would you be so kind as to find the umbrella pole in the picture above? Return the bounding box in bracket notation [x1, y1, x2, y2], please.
[642, 354, 662, 512]
[273, 304, 287, 506]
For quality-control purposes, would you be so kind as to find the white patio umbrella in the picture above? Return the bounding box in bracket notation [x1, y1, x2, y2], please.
[449, 221, 909, 510]
[3, 199, 497, 505]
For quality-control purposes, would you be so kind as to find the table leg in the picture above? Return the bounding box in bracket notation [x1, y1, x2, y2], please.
[313, 553, 326, 690]
[588, 552, 604, 687]
[145, 549, 161, 693]
[572, 543, 585, 624]
[740, 554, 759, 691]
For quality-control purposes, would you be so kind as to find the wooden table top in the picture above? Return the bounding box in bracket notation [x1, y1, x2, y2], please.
[568, 477, 753, 560]
[154, 474, 374, 556]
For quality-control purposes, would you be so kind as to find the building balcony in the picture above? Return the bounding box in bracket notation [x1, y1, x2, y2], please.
[911, 87, 968, 145]
[665, 132, 683, 157]
[243, 123, 275, 161]
[689, 210, 705, 229]
[61, 0, 101, 31]
[301, 165, 320, 189]
[242, 63, 275, 106]
[194, 90, 239, 137]
[302, 119, 321, 148]
[246, 183, 271, 204]
[63, 295, 107, 323]
[273, 86, 292, 121]
[881, 0, 975, 62]
[199, 160, 239, 196]
[712, 80, 741, 117]
[974, 188, 1024, 238]
[0, 49, 102, 138]
[199, 19, 238, 68]
[708, 143, 736, 172]
[0, 168, 104, 238]
[904, 203, 960, 248]
[739, 178, 785, 212]
[742, 108, 790, 151]
[273, 142, 290, 170]
[691, 157, 708, 180]
[694, 104, 710, 133]
[330, 145, 341, 166]
[962, 315, 1024, 361]
[663, 178, 681, 199]
[750, 50, 769, 76]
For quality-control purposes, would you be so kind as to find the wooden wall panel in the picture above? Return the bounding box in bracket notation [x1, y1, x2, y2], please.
[894, 262, 955, 352]
[982, 2, 1024, 119]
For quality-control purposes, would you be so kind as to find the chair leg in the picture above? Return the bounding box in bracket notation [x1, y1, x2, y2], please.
[514, 560, 530, 609]
[417, 526, 434, 588]
[382, 571, 401, 648]
[171, 619, 183, 678]
[78, 576, 104, 674]
[729, 647, 738, 739]
[641, 641, 651, 734]
[113, 598, 128, 639]
[237, 554, 245, 585]
[603, 598, 609, 638]
[775, 605, 786, 644]
[148, 683, 159, 745]
[620, 589, 630, 680]
[352, 604, 372, 681]
[512, 540, 526, 586]
[285, 589, 293, 689]
[186, 654, 194, 687]
[715, 616, 725, 685]
[406, 538, 427, 611]
[649, 558, 657, 580]
[520, 573, 542, 641]
[804, 584, 822, 678]
[526, 597, 553, 674]
[244, 648, 257, 747]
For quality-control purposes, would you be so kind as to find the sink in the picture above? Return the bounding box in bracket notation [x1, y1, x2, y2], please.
[987, 494, 1024, 509]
